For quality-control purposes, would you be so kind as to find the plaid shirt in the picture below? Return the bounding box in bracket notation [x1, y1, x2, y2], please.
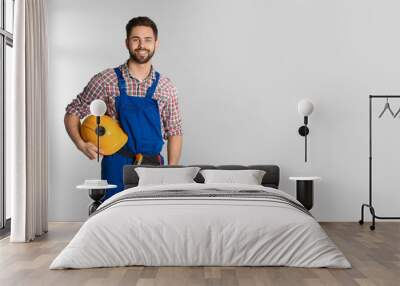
[66, 62, 183, 140]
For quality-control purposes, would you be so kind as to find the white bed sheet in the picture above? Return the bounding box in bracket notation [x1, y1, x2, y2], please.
[50, 183, 351, 269]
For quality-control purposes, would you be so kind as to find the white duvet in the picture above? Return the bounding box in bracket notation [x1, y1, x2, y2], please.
[50, 183, 351, 269]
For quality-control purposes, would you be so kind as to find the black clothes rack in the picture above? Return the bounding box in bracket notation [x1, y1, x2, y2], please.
[359, 95, 400, 230]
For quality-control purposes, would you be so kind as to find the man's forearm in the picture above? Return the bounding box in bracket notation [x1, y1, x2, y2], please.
[167, 135, 182, 165]
[64, 113, 84, 148]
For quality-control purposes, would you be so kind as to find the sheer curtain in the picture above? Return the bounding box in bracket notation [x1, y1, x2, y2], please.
[8, 0, 48, 242]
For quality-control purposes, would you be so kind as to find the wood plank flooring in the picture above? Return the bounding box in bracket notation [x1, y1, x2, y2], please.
[0, 222, 399, 286]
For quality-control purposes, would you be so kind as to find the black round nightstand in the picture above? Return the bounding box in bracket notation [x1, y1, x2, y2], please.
[77, 184, 117, 215]
[289, 177, 321, 210]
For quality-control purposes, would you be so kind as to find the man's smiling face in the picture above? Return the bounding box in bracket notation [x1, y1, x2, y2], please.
[126, 26, 158, 64]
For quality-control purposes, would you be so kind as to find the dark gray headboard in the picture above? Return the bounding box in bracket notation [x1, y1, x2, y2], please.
[123, 165, 280, 189]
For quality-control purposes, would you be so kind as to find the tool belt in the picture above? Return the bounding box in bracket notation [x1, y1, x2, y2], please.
[117, 148, 162, 166]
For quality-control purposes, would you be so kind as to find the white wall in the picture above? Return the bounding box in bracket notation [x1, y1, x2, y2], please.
[48, 0, 400, 221]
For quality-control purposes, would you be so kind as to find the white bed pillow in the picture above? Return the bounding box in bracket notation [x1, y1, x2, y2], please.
[200, 169, 266, 185]
[136, 167, 201, 186]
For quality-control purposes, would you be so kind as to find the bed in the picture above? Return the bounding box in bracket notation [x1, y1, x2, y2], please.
[50, 165, 351, 269]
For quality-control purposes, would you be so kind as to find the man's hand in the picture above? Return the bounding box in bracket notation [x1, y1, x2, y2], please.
[77, 140, 105, 160]
[64, 113, 104, 160]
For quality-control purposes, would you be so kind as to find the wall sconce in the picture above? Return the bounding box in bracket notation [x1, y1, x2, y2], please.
[90, 99, 107, 162]
[297, 99, 314, 162]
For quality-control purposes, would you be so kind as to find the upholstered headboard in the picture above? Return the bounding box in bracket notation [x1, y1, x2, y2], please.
[123, 165, 280, 189]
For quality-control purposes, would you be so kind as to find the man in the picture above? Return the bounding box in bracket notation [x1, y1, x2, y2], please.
[64, 16, 183, 200]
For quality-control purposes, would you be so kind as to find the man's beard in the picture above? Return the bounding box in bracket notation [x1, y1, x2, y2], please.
[129, 48, 155, 64]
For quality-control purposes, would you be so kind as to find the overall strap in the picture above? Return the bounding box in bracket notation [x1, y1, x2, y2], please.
[145, 71, 160, 99]
[114, 68, 128, 96]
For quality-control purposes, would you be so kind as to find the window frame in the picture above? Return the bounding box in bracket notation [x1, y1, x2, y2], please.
[0, 0, 14, 232]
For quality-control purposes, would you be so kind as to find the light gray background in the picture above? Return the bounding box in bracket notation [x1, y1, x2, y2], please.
[48, 0, 400, 221]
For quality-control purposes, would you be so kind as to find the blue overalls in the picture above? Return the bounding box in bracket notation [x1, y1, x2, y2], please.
[101, 67, 164, 201]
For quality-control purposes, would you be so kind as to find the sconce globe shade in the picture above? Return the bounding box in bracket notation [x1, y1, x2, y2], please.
[297, 99, 314, 116]
[90, 99, 107, 116]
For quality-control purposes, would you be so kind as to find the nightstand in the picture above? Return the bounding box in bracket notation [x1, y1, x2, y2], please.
[77, 181, 117, 215]
[289, 177, 321, 210]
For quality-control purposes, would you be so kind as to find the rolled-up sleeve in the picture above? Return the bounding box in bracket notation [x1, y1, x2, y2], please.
[65, 73, 105, 119]
[162, 86, 183, 140]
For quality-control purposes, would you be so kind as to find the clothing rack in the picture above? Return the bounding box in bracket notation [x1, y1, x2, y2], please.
[359, 95, 400, 230]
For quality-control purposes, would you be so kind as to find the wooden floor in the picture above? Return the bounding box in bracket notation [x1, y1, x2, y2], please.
[0, 222, 399, 286]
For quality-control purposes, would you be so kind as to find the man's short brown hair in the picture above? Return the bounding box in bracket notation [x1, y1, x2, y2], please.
[126, 16, 158, 40]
